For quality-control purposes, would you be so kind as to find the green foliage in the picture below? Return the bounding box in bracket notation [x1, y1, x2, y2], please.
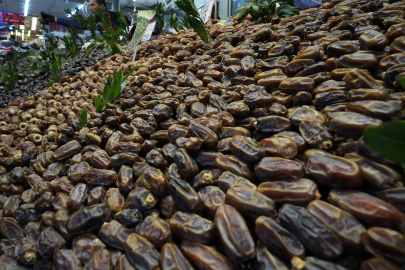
[94, 66, 138, 112]
[236, 0, 299, 24]
[80, 109, 88, 127]
[2, 55, 25, 90]
[1, 48, 24, 66]
[175, 0, 212, 43]
[399, 76, 405, 88]
[49, 53, 69, 84]
[60, 26, 80, 59]
[65, 7, 86, 29]
[28, 19, 62, 74]
[179, 17, 191, 30]
[86, 14, 100, 40]
[94, 7, 130, 42]
[364, 121, 405, 164]
[167, 13, 183, 32]
[83, 6, 132, 56]
[156, 2, 167, 35]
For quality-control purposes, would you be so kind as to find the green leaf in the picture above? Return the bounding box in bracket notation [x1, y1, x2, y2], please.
[95, 95, 109, 113]
[175, 0, 199, 18]
[79, 109, 88, 127]
[364, 121, 405, 163]
[188, 17, 210, 43]
[399, 76, 405, 88]
[102, 77, 112, 103]
[47, 82, 52, 87]
[123, 65, 138, 82]
[103, 48, 112, 54]
[236, 2, 254, 11]
[238, 7, 251, 23]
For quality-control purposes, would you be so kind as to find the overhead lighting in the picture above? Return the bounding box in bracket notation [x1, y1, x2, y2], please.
[24, 0, 30, 16]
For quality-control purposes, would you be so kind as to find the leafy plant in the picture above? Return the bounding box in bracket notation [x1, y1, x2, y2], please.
[1, 48, 24, 66]
[80, 109, 88, 127]
[167, 13, 182, 32]
[94, 66, 138, 112]
[236, 0, 300, 24]
[179, 17, 191, 30]
[65, 7, 86, 30]
[398, 74, 405, 89]
[175, 0, 212, 43]
[48, 52, 73, 86]
[86, 14, 100, 40]
[364, 121, 405, 164]
[60, 26, 81, 59]
[28, 19, 63, 74]
[83, 6, 131, 56]
[94, 6, 130, 42]
[156, 2, 167, 35]
[2, 55, 25, 90]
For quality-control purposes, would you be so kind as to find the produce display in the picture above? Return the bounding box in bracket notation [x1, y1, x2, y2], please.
[1, 0, 405, 269]
[0, 50, 110, 110]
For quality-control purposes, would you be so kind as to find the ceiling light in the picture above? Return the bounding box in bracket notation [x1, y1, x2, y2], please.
[24, 0, 30, 16]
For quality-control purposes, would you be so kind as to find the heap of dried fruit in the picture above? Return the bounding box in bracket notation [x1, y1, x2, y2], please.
[0, 0, 405, 269]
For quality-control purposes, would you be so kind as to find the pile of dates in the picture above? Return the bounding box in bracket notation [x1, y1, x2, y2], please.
[1, 0, 405, 269]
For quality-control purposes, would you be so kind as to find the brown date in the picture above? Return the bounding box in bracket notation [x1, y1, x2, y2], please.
[225, 187, 276, 220]
[328, 189, 405, 232]
[362, 227, 405, 269]
[180, 239, 233, 270]
[170, 211, 216, 245]
[124, 233, 160, 270]
[255, 216, 305, 262]
[66, 203, 112, 236]
[307, 200, 366, 252]
[255, 157, 304, 181]
[160, 243, 194, 270]
[258, 179, 321, 206]
[214, 204, 255, 262]
[279, 204, 344, 260]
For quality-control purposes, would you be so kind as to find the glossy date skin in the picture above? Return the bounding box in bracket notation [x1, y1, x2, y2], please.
[362, 227, 405, 269]
[255, 216, 305, 262]
[328, 189, 405, 232]
[255, 157, 304, 181]
[66, 203, 112, 236]
[258, 179, 321, 206]
[278, 204, 344, 260]
[307, 200, 366, 251]
[305, 151, 362, 188]
[170, 211, 216, 245]
[225, 187, 276, 220]
[124, 233, 160, 270]
[136, 214, 173, 248]
[214, 204, 255, 262]
[180, 239, 233, 270]
[160, 243, 194, 270]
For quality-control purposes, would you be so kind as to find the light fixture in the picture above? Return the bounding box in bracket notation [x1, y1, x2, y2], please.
[24, 0, 30, 16]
